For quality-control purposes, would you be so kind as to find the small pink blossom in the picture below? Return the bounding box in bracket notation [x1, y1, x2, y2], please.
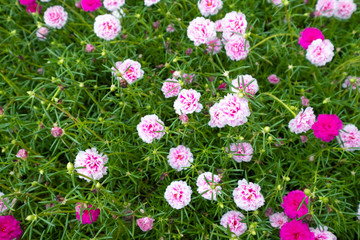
[198, 0, 223, 17]
[167, 145, 193, 171]
[179, 114, 188, 124]
[218, 93, 251, 127]
[16, 149, 28, 160]
[267, 0, 283, 6]
[269, 212, 289, 228]
[187, 17, 216, 46]
[161, 78, 181, 98]
[103, 0, 125, 11]
[173, 89, 203, 115]
[85, 44, 95, 53]
[75, 203, 100, 224]
[233, 179, 265, 211]
[280, 220, 315, 240]
[74, 148, 108, 182]
[281, 190, 309, 219]
[206, 38, 222, 54]
[94, 14, 121, 40]
[43, 5, 68, 29]
[51, 126, 64, 138]
[144, 0, 160, 7]
[152, 20, 160, 29]
[166, 24, 175, 32]
[75, 1, 81, 8]
[298, 27, 324, 50]
[312, 114, 343, 142]
[231, 74, 259, 96]
[137, 114, 165, 143]
[220, 211, 247, 236]
[337, 124, 360, 151]
[36, 27, 49, 41]
[310, 226, 337, 240]
[315, 0, 338, 17]
[26, 3, 42, 14]
[0, 192, 9, 213]
[222, 11, 248, 39]
[288, 107, 316, 134]
[306, 39, 334, 67]
[196, 172, 222, 201]
[335, 0, 357, 19]
[81, 0, 102, 12]
[185, 48, 193, 55]
[112, 59, 144, 84]
[227, 142, 253, 163]
[224, 35, 250, 61]
[301, 96, 309, 106]
[268, 74, 280, 84]
[137, 217, 154, 232]
[164, 181, 192, 210]
[300, 135, 308, 143]
[342, 76, 360, 91]
[208, 102, 226, 128]
[182, 73, 195, 84]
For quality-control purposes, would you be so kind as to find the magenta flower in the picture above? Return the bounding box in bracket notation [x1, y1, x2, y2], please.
[187, 17, 216, 46]
[167, 145, 193, 171]
[288, 107, 316, 134]
[74, 148, 108, 182]
[51, 126, 64, 138]
[337, 124, 360, 151]
[268, 74, 280, 84]
[312, 114, 343, 142]
[227, 142, 253, 163]
[137, 217, 154, 232]
[26, 3, 42, 14]
[233, 179, 265, 211]
[75, 203, 100, 224]
[0, 215, 22, 239]
[94, 14, 121, 41]
[269, 212, 289, 228]
[19, 0, 35, 5]
[196, 172, 222, 201]
[164, 181, 192, 210]
[137, 114, 165, 143]
[220, 211, 247, 236]
[81, 0, 102, 12]
[281, 190, 309, 219]
[298, 28, 324, 50]
[280, 220, 315, 240]
[197, 0, 223, 17]
[43, 6, 68, 29]
[16, 149, 28, 160]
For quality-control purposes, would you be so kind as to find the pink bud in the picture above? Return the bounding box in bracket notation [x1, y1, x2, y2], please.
[16, 149, 28, 160]
[185, 48, 193, 55]
[300, 135, 308, 143]
[300, 96, 309, 107]
[152, 21, 160, 29]
[304, 0, 308, 4]
[265, 207, 274, 217]
[166, 24, 174, 33]
[136, 217, 154, 232]
[179, 114, 188, 123]
[268, 74, 280, 84]
[75, 1, 81, 8]
[85, 44, 95, 53]
[51, 127, 63, 138]
[218, 82, 227, 90]
[36, 27, 49, 41]
[37, 68, 44, 74]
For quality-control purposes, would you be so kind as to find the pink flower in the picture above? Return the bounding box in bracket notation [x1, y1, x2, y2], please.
[280, 220, 315, 240]
[222, 11, 248, 39]
[227, 142, 253, 163]
[16, 149, 28, 160]
[206, 38, 222, 54]
[75, 1, 81, 8]
[269, 212, 289, 228]
[196, 172, 222, 200]
[220, 211, 247, 236]
[301, 96, 309, 106]
[224, 35, 250, 61]
[94, 14, 121, 41]
[81, 0, 102, 12]
[315, 0, 338, 17]
[298, 28, 324, 50]
[85, 44, 95, 53]
[300, 135, 308, 143]
[19, 0, 35, 5]
[185, 48, 193, 55]
[137, 217, 154, 232]
[310, 226, 337, 240]
[187, 17, 216, 46]
[337, 124, 360, 151]
[166, 24, 175, 32]
[218, 93, 251, 127]
[281, 190, 309, 218]
[26, 3, 42, 14]
[43, 5, 68, 29]
[75, 203, 100, 224]
[182, 73, 195, 84]
[36, 27, 49, 41]
[208, 102, 226, 128]
[173, 89, 203, 115]
[288, 107, 316, 134]
[112, 59, 144, 84]
[164, 181, 192, 209]
[74, 148, 108, 182]
[231, 74, 259, 96]
[152, 20, 160, 29]
[268, 74, 280, 84]
[306, 39, 334, 67]
[197, 0, 223, 17]
[103, 0, 125, 11]
[312, 114, 343, 142]
[0, 192, 9, 213]
[0, 215, 23, 240]
[233, 179, 265, 211]
[137, 114, 165, 143]
[267, 0, 283, 6]
[161, 78, 181, 98]
[144, 0, 161, 7]
[215, 19, 223, 32]
[51, 126, 63, 138]
[335, 0, 357, 19]
[167, 145, 193, 171]
[342, 76, 360, 91]
[179, 114, 189, 124]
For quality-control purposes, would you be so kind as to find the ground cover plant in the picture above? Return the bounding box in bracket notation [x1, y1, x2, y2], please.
[0, 0, 360, 239]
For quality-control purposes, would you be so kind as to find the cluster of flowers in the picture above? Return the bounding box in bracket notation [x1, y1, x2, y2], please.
[18, 0, 42, 13]
[342, 75, 360, 92]
[315, 0, 357, 19]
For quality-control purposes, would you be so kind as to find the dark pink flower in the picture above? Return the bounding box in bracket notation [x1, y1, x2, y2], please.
[280, 220, 315, 240]
[51, 127, 63, 138]
[26, 3, 41, 14]
[81, 0, 102, 12]
[185, 48, 193, 55]
[0, 215, 23, 240]
[268, 74, 280, 84]
[153, 21, 160, 29]
[75, 203, 100, 224]
[312, 114, 343, 142]
[19, 0, 35, 5]
[298, 28, 324, 49]
[16, 149, 28, 160]
[281, 190, 309, 218]
[85, 44, 95, 53]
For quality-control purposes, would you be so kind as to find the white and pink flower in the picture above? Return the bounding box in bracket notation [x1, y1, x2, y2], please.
[310, 226, 337, 240]
[206, 38, 222, 54]
[51, 126, 64, 138]
[335, 0, 357, 19]
[164, 181, 192, 210]
[218, 94, 251, 127]
[161, 78, 181, 98]
[267, 0, 283, 6]
[315, 0, 338, 17]
[0, 192, 9, 213]
[94, 14, 121, 40]
[306, 39, 334, 67]
[173, 89, 203, 115]
[74, 148, 108, 182]
[167, 145, 193, 171]
[231, 75, 259, 96]
[208, 103, 226, 128]
[227, 142, 253, 163]
[269, 212, 289, 228]
[222, 11, 247, 39]
[103, 0, 125, 11]
[137, 114, 165, 144]
[44, 5, 68, 29]
[224, 35, 250, 61]
[196, 172, 222, 201]
[268, 74, 280, 84]
[233, 179, 265, 211]
[187, 17, 216, 46]
[112, 59, 144, 84]
[220, 211, 247, 236]
[36, 27, 49, 41]
[197, 0, 223, 17]
[137, 217, 154, 232]
[144, 0, 160, 7]
[16, 149, 28, 160]
[288, 107, 316, 134]
[337, 124, 360, 151]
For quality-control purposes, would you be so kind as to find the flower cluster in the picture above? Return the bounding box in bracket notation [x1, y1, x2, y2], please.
[315, 0, 356, 19]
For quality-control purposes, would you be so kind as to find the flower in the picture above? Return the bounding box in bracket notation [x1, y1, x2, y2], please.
[267, 0, 283, 6]
[312, 114, 343, 142]
[206, 38, 222, 54]
[137, 217, 154, 232]
[182, 73, 195, 84]
[300, 135, 308, 143]
[298, 28, 324, 50]
[222, 11, 248, 39]
[16, 149, 28, 160]
[112, 59, 144, 84]
[0, 215, 23, 240]
[167, 145, 194, 171]
[268, 74, 280, 84]
[342, 76, 360, 91]
[74, 148, 108, 182]
[36, 27, 49, 41]
[218, 93, 251, 127]
[269, 212, 289, 228]
[26, 3, 42, 14]
[315, 0, 338, 17]
[187, 17, 216, 46]
[280, 220, 315, 240]
[166, 24, 175, 32]
[137, 114, 165, 143]
[173, 89, 203, 115]
[196, 172, 222, 200]
[337, 124, 360, 151]
[103, 0, 125, 11]
[281, 190, 309, 218]
[19, 0, 35, 5]
[85, 44, 95, 53]
[94, 14, 121, 40]
[288, 107, 316, 134]
[227, 142, 253, 163]
[208, 103, 226, 128]
[358, 203, 360, 220]
[306, 39, 334, 67]
[224, 35, 250, 61]
[164, 181, 192, 209]
[215, 19, 223, 32]
[112, 8, 125, 18]
[233, 179, 265, 211]
[301, 96, 309, 106]
[179, 114, 188, 124]
[220, 211, 247, 236]
[81, 0, 102, 12]
[334, 0, 357, 19]
[144, 0, 161, 7]
[51, 126, 64, 138]
[231, 74, 259, 96]
[75, 203, 100, 224]
[0, 192, 9, 213]
[198, 0, 223, 17]
[161, 78, 181, 98]
[43, 6, 68, 29]
[310, 226, 337, 240]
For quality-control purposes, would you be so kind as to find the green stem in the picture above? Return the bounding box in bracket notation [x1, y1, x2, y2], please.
[263, 92, 296, 117]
